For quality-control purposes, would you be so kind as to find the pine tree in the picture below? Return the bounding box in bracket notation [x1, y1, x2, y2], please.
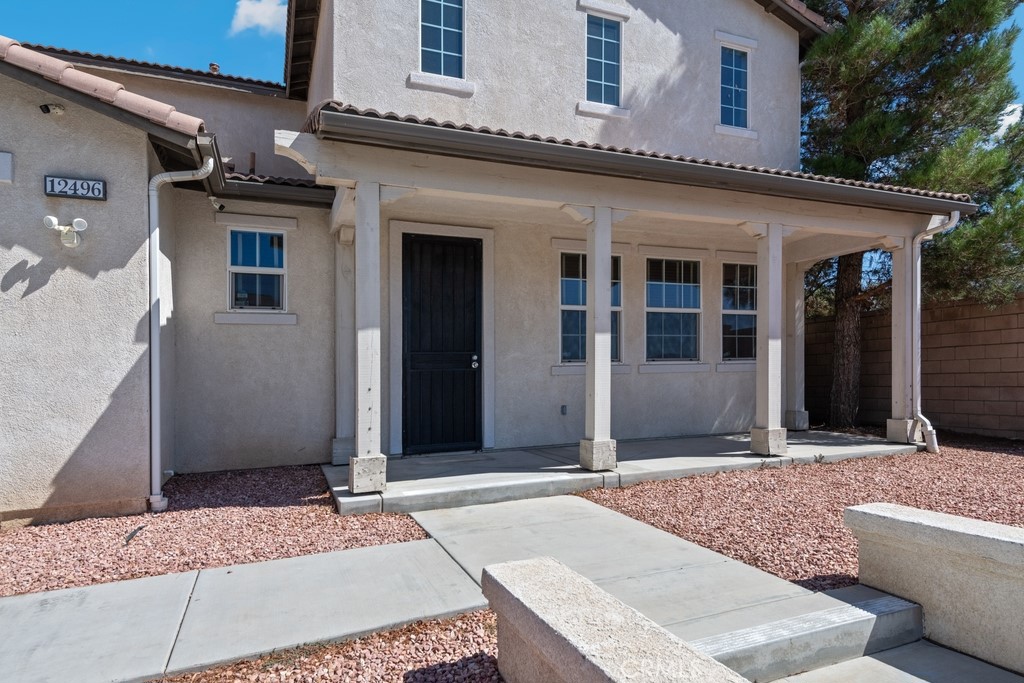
[801, 0, 1024, 427]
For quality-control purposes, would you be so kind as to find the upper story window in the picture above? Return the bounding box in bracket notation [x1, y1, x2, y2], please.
[721, 46, 748, 128]
[646, 259, 701, 361]
[229, 229, 286, 310]
[560, 253, 622, 363]
[586, 15, 621, 107]
[421, 0, 463, 79]
[722, 263, 757, 360]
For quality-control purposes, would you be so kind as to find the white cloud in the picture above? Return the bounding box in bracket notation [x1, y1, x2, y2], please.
[996, 103, 1022, 138]
[229, 0, 287, 37]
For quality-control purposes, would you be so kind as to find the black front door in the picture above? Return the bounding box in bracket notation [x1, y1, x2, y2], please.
[402, 233, 483, 454]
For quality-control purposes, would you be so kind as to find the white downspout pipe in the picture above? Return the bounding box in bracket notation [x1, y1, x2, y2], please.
[148, 157, 215, 511]
[912, 211, 960, 453]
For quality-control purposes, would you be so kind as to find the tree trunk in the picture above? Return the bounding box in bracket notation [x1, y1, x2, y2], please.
[829, 252, 865, 427]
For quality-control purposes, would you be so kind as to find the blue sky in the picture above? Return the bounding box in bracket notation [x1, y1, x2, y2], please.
[2, 1, 1024, 96]
[0, 1, 288, 83]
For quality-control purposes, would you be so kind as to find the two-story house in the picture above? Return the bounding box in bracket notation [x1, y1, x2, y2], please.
[0, 0, 975, 525]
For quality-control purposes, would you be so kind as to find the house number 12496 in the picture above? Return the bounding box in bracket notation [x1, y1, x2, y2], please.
[44, 176, 107, 200]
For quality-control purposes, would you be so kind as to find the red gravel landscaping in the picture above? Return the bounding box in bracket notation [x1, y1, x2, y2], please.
[583, 431, 1024, 591]
[0, 465, 426, 597]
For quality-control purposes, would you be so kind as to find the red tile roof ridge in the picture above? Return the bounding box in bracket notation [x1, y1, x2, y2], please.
[1, 36, 204, 136]
[22, 42, 284, 89]
[313, 101, 972, 203]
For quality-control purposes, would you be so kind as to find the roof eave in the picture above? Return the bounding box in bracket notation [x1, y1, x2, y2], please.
[0, 59, 197, 151]
[315, 109, 977, 218]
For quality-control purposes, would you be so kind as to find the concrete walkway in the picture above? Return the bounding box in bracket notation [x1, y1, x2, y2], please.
[2, 495, 1018, 682]
[325, 431, 918, 514]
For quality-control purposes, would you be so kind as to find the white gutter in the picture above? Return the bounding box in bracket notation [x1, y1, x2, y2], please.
[912, 211, 961, 453]
[148, 157, 215, 511]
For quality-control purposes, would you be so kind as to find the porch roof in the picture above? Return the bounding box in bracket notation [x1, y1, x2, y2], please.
[304, 101, 978, 218]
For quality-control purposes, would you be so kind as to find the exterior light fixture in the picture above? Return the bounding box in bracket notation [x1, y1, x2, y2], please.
[44, 215, 88, 248]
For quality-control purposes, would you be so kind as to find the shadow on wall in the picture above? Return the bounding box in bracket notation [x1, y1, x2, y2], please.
[4, 345, 150, 524]
[0, 203, 143, 298]
[593, 1, 700, 154]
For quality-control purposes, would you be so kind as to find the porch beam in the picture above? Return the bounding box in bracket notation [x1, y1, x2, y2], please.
[350, 181, 387, 493]
[751, 223, 788, 455]
[330, 186, 356, 243]
[581, 206, 616, 470]
[887, 243, 917, 443]
[785, 262, 809, 430]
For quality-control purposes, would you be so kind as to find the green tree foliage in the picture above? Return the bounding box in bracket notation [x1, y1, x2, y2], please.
[801, 0, 1024, 426]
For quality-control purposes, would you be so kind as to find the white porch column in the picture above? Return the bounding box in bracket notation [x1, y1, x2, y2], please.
[785, 262, 809, 430]
[332, 239, 356, 465]
[580, 205, 616, 470]
[349, 181, 387, 493]
[887, 241, 918, 443]
[751, 223, 787, 455]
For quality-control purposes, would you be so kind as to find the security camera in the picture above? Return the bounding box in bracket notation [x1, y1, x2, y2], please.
[39, 104, 66, 115]
[209, 196, 225, 212]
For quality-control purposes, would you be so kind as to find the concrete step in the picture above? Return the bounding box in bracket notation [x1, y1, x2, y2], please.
[689, 591, 923, 682]
[776, 640, 1024, 683]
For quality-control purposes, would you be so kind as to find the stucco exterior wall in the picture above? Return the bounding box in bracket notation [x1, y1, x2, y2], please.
[327, 0, 801, 168]
[81, 69, 310, 179]
[171, 192, 335, 472]
[0, 77, 151, 524]
[375, 210, 761, 453]
[307, 0, 337, 110]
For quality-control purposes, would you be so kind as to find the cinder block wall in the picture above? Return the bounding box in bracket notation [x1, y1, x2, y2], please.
[806, 296, 1024, 440]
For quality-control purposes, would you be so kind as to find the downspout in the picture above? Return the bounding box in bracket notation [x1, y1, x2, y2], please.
[912, 211, 961, 453]
[148, 157, 215, 511]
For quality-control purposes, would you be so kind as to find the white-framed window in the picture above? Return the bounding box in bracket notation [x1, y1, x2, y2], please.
[560, 252, 622, 363]
[646, 258, 700, 361]
[227, 228, 286, 310]
[421, 0, 464, 79]
[586, 14, 621, 107]
[722, 263, 757, 360]
[721, 45, 749, 128]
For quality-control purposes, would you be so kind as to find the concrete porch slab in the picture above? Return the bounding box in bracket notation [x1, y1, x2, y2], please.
[326, 432, 918, 515]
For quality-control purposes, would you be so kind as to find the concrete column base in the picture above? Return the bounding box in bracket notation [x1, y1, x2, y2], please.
[785, 410, 810, 431]
[751, 427, 788, 456]
[887, 419, 922, 444]
[332, 437, 356, 466]
[348, 454, 387, 493]
[579, 439, 617, 471]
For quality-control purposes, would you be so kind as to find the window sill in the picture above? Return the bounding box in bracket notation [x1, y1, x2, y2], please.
[407, 72, 476, 98]
[638, 362, 710, 374]
[551, 363, 633, 376]
[716, 361, 756, 372]
[715, 124, 759, 140]
[576, 100, 631, 120]
[214, 312, 297, 325]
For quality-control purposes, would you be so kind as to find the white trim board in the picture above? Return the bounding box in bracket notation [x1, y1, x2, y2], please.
[388, 220, 496, 455]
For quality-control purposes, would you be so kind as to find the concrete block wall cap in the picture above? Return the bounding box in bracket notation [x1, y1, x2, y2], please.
[845, 503, 1024, 569]
[59, 68, 125, 103]
[0, 35, 18, 59]
[482, 557, 748, 683]
[5, 44, 70, 81]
